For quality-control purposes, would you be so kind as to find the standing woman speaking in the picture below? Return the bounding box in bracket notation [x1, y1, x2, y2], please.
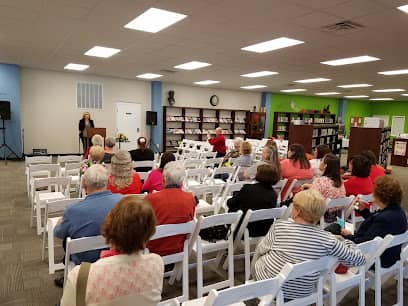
[79, 112, 94, 152]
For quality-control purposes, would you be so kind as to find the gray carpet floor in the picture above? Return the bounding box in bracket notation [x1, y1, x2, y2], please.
[0, 159, 407, 305]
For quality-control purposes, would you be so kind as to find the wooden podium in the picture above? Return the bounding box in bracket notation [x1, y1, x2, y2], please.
[85, 127, 106, 148]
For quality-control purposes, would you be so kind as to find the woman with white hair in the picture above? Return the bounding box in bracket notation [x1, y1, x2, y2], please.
[107, 150, 142, 194]
[84, 134, 104, 159]
[103, 136, 116, 163]
[222, 137, 243, 165]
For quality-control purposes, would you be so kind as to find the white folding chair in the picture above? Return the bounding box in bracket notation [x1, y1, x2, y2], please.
[206, 166, 238, 185]
[215, 181, 247, 214]
[31, 177, 71, 235]
[147, 221, 195, 303]
[345, 194, 373, 230]
[182, 274, 285, 306]
[273, 178, 288, 204]
[200, 151, 218, 159]
[28, 163, 60, 200]
[57, 155, 82, 175]
[64, 162, 81, 195]
[184, 158, 204, 170]
[25, 155, 52, 195]
[202, 157, 223, 169]
[367, 231, 408, 306]
[319, 196, 354, 229]
[188, 211, 243, 297]
[274, 256, 338, 306]
[190, 184, 224, 215]
[132, 160, 155, 180]
[282, 178, 313, 201]
[64, 235, 107, 287]
[183, 168, 211, 189]
[42, 198, 82, 274]
[324, 236, 391, 306]
[231, 207, 287, 281]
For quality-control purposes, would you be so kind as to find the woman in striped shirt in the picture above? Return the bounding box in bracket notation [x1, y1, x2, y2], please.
[253, 189, 365, 301]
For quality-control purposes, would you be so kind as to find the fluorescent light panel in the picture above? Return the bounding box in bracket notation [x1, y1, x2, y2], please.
[124, 8, 187, 33]
[397, 4, 408, 13]
[194, 80, 220, 85]
[372, 89, 405, 92]
[378, 69, 408, 75]
[402, 94, 408, 96]
[315, 92, 340, 95]
[64, 63, 89, 71]
[321, 55, 380, 66]
[240, 85, 267, 89]
[280, 89, 307, 93]
[136, 73, 163, 79]
[241, 37, 304, 53]
[84, 46, 121, 58]
[369, 98, 394, 101]
[294, 78, 331, 83]
[174, 61, 211, 70]
[344, 95, 369, 98]
[337, 84, 372, 88]
[241, 71, 278, 78]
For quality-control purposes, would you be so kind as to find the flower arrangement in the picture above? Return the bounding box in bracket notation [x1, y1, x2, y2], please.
[116, 133, 129, 142]
[80, 159, 105, 175]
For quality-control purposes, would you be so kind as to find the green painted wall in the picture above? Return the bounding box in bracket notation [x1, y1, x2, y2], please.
[344, 99, 372, 135]
[269, 93, 338, 136]
[371, 100, 408, 133]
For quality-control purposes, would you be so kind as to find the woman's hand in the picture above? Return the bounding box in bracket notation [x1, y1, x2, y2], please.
[353, 197, 368, 211]
[340, 228, 352, 236]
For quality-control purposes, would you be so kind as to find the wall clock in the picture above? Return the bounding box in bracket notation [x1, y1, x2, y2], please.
[210, 95, 219, 107]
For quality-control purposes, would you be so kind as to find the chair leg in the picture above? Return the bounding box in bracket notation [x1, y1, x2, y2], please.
[396, 265, 403, 306]
[228, 238, 234, 288]
[41, 227, 46, 261]
[36, 203, 43, 235]
[359, 272, 365, 306]
[375, 269, 382, 306]
[196, 245, 204, 298]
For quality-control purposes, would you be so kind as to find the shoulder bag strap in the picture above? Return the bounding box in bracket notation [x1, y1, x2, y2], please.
[76, 262, 91, 306]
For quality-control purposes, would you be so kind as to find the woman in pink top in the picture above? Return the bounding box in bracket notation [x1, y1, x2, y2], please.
[280, 144, 313, 198]
[142, 152, 175, 193]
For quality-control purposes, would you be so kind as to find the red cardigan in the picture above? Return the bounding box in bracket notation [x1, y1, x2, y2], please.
[369, 165, 385, 183]
[107, 172, 142, 195]
[344, 176, 373, 196]
[208, 135, 226, 154]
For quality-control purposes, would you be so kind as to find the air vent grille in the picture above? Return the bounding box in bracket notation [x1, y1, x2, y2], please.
[160, 69, 177, 74]
[77, 82, 103, 109]
[323, 20, 364, 34]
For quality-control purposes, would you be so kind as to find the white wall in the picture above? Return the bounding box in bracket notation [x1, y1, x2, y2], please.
[162, 83, 260, 110]
[20, 68, 151, 154]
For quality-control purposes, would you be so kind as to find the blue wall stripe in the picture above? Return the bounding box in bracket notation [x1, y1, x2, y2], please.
[262, 92, 272, 138]
[151, 81, 162, 151]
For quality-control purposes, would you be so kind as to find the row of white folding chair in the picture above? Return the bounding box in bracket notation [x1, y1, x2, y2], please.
[57, 155, 82, 175]
[183, 158, 224, 171]
[25, 155, 53, 194]
[189, 184, 225, 215]
[319, 196, 355, 230]
[214, 181, 248, 214]
[184, 166, 239, 191]
[282, 178, 313, 202]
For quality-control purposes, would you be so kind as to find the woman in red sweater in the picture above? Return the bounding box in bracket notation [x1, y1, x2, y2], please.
[107, 150, 142, 194]
[361, 150, 386, 183]
[344, 155, 373, 196]
[207, 127, 226, 157]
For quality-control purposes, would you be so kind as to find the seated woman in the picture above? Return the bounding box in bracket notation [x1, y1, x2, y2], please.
[222, 137, 243, 166]
[344, 155, 373, 196]
[142, 152, 175, 193]
[309, 144, 331, 176]
[103, 136, 116, 163]
[84, 134, 104, 160]
[361, 150, 386, 183]
[107, 150, 142, 194]
[253, 189, 365, 301]
[245, 144, 281, 180]
[227, 164, 279, 237]
[61, 196, 164, 306]
[341, 176, 407, 268]
[234, 141, 253, 180]
[303, 154, 346, 222]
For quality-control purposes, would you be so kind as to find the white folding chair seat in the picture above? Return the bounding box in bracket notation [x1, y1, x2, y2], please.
[319, 196, 354, 229]
[231, 207, 287, 281]
[273, 179, 288, 204]
[207, 166, 238, 185]
[189, 185, 224, 216]
[64, 235, 107, 287]
[148, 221, 195, 303]
[42, 198, 82, 274]
[184, 168, 211, 190]
[189, 211, 243, 297]
[366, 231, 408, 306]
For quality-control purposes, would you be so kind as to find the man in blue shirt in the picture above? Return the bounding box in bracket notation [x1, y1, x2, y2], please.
[54, 164, 122, 286]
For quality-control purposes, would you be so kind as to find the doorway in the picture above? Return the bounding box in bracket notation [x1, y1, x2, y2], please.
[116, 102, 142, 151]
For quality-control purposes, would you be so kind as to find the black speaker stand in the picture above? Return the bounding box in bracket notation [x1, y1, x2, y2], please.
[0, 119, 19, 163]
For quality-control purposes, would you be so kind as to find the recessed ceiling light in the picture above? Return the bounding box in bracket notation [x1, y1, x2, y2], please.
[136, 73, 163, 79]
[397, 4, 408, 13]
[344, 95, 369, 98]
[369, 98, 394, 101]
[240, 85, 267, 90]
[124, 8, 187, 33]
[294, 78, 331, 83]
[378, 69, 408, 75]
[194, 80, 220, 85]
[84, 46, 121, 58]
[174, 61, 211, 70]
[315, 92, 340, 95]
[64, 63, 89, 71]
[402, 94, 408, 96]
[321, 55, 380, 66]
[241, 71, 279, 78]
[280, 89, 307, 93]
[372, 89, 405, 92]
[241, 37, 304, 53]
[337, 84, 373, 88]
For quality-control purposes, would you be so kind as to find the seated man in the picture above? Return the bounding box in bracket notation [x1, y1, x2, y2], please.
[146, 161, 196, 256]
[54, 164, 122, 264]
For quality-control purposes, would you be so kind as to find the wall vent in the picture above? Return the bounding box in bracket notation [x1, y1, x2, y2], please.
[76, 82, 103, 109]
[160, 69, 177, 74]
[323, 20, 364, 34]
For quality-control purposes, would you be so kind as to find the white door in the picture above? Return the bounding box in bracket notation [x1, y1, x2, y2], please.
[116, 102, 142, 151]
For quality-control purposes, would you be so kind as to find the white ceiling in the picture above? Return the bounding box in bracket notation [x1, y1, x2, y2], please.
[1, 0, 408, 100]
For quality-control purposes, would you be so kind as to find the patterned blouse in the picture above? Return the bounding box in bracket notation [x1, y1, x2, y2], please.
[311, 176, 346, 199]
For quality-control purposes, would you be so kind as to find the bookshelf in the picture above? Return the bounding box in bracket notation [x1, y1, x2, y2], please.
[163, 106, 250, 152]
[288, 124, 339, 154]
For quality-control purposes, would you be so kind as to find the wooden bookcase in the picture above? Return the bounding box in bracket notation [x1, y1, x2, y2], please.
[348, 127, 391, 168]
[246, 112, 266, 139]
[163, 106, 249, 152]
[273, 111, 336, 138]
[288, 124, 339, 154]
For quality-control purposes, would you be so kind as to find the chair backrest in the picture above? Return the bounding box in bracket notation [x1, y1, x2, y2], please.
[199, 211, 242, 230]
[320, 196, 355, 228]
[282, 178, 313, 201]
[29, 163, 60, 177]
[65, 162, 81, 177]
[357, 193, 373, 203]
[273, 178, 288, 202]
[33, 176, 72, 190]
[203, 157, 223, 168]
[357, 236, 389, 271]
[132, 160, 155, 169]
[25, 155, 52, 166]
[386, 231, 408, 249]
[46, 198, 82, 215]
[203, 275, 285, 306]
[149, 220, 195, 241]
[280, 256, 337, 281]
[200, 152, 218, 159]
[183, 158, 204, 169]
[57, 155, 82, 165]
[211, 166, 238, 183]
[189, 184, 224, 199]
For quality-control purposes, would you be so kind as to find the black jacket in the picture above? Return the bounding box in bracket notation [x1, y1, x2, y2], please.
[227, 183, 278, 237]
[346, 205, 407, 268]
[129, 148, 155, 172]
[78, 119, 94, 138]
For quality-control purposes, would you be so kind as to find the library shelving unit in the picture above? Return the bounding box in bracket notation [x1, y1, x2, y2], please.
[288, 124, 339, 154]
[348, 127, 391, 168]
[163, 106, 249, 152]
[246, 112, 266, 139]
[273, 111, 336, 138]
